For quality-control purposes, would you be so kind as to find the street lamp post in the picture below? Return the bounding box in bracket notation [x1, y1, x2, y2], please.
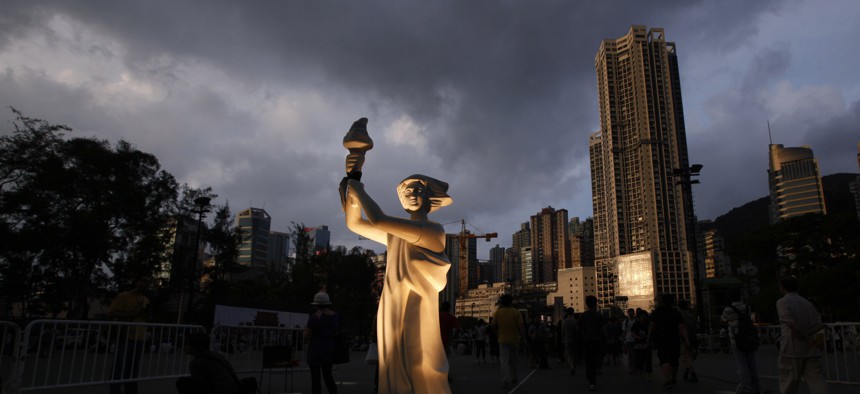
[673, 164, 703, 321]
[184, 196, 211, 323]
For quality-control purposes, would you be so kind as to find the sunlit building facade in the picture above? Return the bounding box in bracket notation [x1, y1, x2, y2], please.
[589, 26, 697, 310]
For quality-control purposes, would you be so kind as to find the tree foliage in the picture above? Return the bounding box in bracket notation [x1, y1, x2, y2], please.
[0, 109, 181, 318]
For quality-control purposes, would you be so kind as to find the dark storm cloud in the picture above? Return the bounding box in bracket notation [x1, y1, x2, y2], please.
[4, 0, 855, 255]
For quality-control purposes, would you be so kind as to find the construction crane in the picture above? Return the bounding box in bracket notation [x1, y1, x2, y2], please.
[456, 219, 497, 297]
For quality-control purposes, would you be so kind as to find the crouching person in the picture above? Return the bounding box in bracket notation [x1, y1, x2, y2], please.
[177, 332, 255, 394]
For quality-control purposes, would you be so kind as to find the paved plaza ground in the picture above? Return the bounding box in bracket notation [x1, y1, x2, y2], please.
[23, 345, 857, 394]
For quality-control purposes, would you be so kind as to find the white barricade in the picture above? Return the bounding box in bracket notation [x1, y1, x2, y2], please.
[1, 321, 22, 392]
[16, 320, 205, 392]
[756, 323, 860, 386]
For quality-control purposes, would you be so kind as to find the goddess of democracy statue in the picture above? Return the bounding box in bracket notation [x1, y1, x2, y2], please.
[340, 118, 453, 393]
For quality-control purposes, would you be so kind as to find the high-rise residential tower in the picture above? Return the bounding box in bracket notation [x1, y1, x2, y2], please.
[237, 207, 271, 269]
[589, 26, 697, 311]
[768, 144, 827, 223]
[530, 206, 571, 283]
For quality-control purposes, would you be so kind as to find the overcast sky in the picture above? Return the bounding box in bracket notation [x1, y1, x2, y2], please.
[2, 0, 858, 259]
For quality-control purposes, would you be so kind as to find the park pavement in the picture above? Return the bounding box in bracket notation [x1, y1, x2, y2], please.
[27, 347, 856, 394]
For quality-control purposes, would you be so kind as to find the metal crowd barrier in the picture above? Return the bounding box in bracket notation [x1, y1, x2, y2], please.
[15, 320, 205, 392]
[1, 321, 22, 392]
[756, 323, 860, 386]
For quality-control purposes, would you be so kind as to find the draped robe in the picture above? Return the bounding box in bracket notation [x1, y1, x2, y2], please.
[376, 234, 452, 394]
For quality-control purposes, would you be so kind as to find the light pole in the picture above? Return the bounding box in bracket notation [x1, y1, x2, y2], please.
[673, 164, 703, 320]
[184, 196, 211, 323]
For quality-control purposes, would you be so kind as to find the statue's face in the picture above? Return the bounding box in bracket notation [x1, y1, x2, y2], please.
[399, 180, 427, 213]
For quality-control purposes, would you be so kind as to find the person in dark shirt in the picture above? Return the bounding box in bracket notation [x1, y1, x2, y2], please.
[631, 309, 652, 378]
[176, 332, 241, 394]
[577, 295, 605, 392]
[649, 294, 690, 389]
[305, 291, 341, 394]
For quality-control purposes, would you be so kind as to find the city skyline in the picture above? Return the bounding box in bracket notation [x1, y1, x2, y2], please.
[1, 1, 859, 260]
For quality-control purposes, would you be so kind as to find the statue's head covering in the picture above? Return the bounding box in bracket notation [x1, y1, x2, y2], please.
[396, 174, 453, 213]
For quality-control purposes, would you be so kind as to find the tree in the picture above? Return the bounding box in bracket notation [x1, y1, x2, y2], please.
[0, 109, 182, 318]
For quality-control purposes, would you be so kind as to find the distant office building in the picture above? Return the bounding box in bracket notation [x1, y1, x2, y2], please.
[569, 217, 595, 267]
[521, 246, 534, 284]
[237, 208, 271, 269]
[506, 222, 531, 284]
[590, 26, 698, 310]
[444, 233, 477, 298]
[489, 244, 506, 284]
[530, 206, 571, 283]
[768, 144, 827, 223]
[156, 217, 204, 289]
[267, 231, 291, 273]
[503, 248, 521, 283]
[308, 225, 331, 251]
[455, 282, 510, 322]
[547, 267, 597, 313]
[701, 229, 731, 279]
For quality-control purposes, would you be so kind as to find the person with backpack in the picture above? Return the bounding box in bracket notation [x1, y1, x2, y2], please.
[776, 276, 829, 394]
[721, 289, 761, 394]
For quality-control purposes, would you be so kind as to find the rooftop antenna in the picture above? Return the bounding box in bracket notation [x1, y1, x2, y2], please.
[767, 120, 773, 145]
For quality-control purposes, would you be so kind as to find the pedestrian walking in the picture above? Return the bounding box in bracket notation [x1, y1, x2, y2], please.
[578, 295, 605, 392]
[491, 294, 525, 389]
[622, 308, 637, 374]
[631, 309, 653, 379]
[721, 289, 761, 394]
[562, 307, 580, 375]
[474, 319, 488, 364]
[488, 317, 500, 364]
[776, 276, 829, 394]
[649, 293, 689, 390]
[678, 299, 699, 383]
[528, 315, 549, 369]
[604, 317, 622, 366]
[439, 301, 461, 380]
[304, 291, 341, 394]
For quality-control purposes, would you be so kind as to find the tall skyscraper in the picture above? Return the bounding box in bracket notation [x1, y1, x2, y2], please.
[768, 144, 827, 223]
[237, 207, 271, 269]
[589, 26, 697, 310]
[530, 206, 570, 283]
